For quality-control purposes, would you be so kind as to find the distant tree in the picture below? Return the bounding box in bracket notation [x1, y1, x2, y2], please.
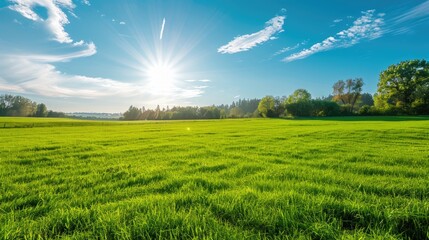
[376, 59, 429, 114]
[229, 107, 244, 118]
[123, 106, 141, 120]
[285, 101, 313, 117]
[332, 78, 364, 113]
[359, 93, 374, 107]
[154, 105, 161, 120]
[35, 103, 48, 117]
[200, 106, 221, 119]
[285, 100, 340, 117]
[285, 89, 312, 104]
[47, 111, 66, 118]
[0, 94, 36, 116]
[311, 99, 340, 116]
[258, 96, 276, 117]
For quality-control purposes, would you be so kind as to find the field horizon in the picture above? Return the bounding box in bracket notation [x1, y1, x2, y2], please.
[1, 116, 428, 239]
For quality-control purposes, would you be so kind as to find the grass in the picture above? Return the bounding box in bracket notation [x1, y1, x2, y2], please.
[1, 116, 428, 239]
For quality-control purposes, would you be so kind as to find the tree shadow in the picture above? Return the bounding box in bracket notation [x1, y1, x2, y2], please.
[285, 116, 429, 122]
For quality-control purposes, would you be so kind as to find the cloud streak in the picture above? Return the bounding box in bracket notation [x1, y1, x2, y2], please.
[284, 10, 384, 62]
[274, 40, 307, 56]
[24, 42, 96, 62]
[160, 17, 166, 40]
[394, 0, 429, 23]
[218, 15, 285, 54]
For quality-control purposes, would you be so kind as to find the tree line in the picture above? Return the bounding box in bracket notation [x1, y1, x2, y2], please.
[1, 59, 427, 119]
[121, 98, 260, 120]
[123, 59, 428, 120]
[0, 94, 65, 117]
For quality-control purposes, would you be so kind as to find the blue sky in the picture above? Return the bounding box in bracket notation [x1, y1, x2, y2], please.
[0, 0, 428, 112]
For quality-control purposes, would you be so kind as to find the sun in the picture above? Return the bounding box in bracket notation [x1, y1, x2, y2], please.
[145, 62, 178, 93]
[147, 64, 177, 82]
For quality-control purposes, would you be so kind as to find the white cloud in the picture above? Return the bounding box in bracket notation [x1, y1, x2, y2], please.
[82, 0, 90, 6]
[119, 21, 126, 25]
[160, 18, 166, 40]
[0, 54, 205, 100]
[3, 0, 209, 106]
[0, 56, 134, 98]
[284, 10, 384, 62]
[218, 15, 286, 54]
[8, 0, 75, 43]
[333, 19, 343, 23]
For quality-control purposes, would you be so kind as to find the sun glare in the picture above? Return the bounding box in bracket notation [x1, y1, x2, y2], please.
[145, 62, 178, 93]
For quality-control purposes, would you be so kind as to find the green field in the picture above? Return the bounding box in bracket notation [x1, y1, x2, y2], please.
[1, 117, 428, 239]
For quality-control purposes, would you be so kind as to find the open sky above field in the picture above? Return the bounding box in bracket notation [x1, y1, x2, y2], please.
[0, 0, 428, 112]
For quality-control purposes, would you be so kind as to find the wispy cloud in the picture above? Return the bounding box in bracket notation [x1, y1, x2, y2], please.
[0, 54, 206, 100]
[333, 19, 343, 23]
[24, 42, 96, 62]
[274, 40, 307, 56]
[160, 18, 166, 40]
[388, 0, 429, 34]
[82, 0, 90, 6]
[284, 10, 384, 62]
[119, 21, 126, 25]
[394, 0, 429, 23]
[8, 0, 75, 44]
[185, 79, 211, 83]
[0, 56, 135, 98]
[218, 15, 286, 54]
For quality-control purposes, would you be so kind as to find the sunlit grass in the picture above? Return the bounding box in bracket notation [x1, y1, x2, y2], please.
[1, 117, 428, 239]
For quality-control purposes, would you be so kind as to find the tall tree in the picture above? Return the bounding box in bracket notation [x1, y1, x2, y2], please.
[332, 78, 363, 112]
[376, 59, 429, 113]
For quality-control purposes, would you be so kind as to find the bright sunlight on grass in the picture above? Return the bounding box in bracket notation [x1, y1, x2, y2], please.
[1, 117, 428, 239]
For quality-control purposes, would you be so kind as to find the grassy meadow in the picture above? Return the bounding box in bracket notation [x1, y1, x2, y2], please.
[0, 116, 428, 239]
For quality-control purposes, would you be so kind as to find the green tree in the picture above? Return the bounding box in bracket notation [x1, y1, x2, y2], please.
[285, 89, 312, 104]
[123, 106, 141, 120]
[35, 103, 48, 117]
[332, 78, 364, 113]
[229, 107, 244, 118]
[258, 96, 276, 117]
[377, 59, 429, 114]
[0, 94, 36, 116]
[359, 93, 374, 107]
